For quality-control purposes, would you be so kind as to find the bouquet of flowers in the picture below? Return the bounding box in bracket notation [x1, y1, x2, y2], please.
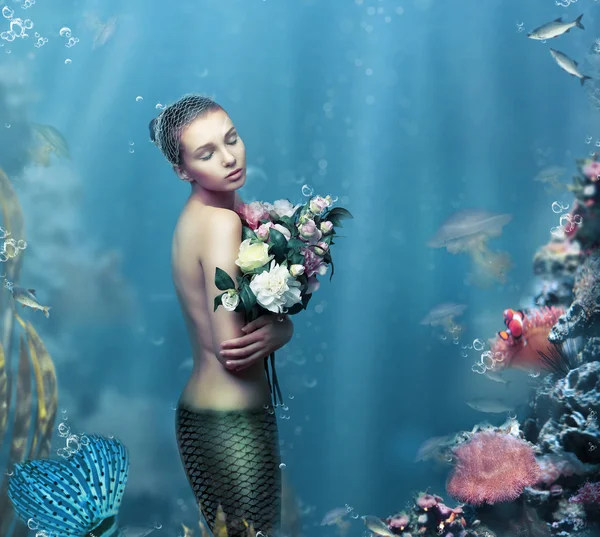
[213, 194, 353, 404]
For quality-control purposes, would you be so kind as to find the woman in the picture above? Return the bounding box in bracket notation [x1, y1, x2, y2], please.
[149, 94, 294, 537]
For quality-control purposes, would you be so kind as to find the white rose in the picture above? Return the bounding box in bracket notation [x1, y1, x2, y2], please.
[272, 223, 291, 241]
[290, 264, 305, 277]
[221, 290, 240, 311]
[249, 260, 302, 313]
[235, 239, 273, 273]
[272, 199, 301, 218]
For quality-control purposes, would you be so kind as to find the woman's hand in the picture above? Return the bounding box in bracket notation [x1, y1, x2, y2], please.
[220, 314, 294, 371]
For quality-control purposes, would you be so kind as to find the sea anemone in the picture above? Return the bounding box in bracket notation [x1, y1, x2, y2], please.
[446, 431, 541, 506]
[489, 306, 565, 372]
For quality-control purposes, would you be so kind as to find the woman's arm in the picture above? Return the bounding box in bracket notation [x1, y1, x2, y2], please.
[220, 314, 294, 371]
[202, 208, 247, 367]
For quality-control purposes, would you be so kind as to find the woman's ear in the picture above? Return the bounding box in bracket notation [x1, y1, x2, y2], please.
[174, 165, 191, 182]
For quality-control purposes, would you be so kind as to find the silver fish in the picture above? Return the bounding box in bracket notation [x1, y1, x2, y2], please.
[11, 287, 51, 317]
[466, 398, 514, 414]
[361, 516, 395, 537]
[550, 48, 592, 86]
[484, 370, 511, 387]
[528, 14, 584, 41]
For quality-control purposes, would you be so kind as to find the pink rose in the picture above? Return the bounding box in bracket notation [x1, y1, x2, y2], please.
[256, 223, 271, 241]
[320, 221, 334, 234]
[309, 195, 330, 215]
[237, 201, 271, 230]
[583, 160, 600, 181]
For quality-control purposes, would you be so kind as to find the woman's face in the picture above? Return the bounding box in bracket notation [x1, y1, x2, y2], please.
[176, 108, 246, 192]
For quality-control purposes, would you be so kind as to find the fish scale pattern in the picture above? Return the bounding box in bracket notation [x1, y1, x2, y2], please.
[176, 404, 281, 537]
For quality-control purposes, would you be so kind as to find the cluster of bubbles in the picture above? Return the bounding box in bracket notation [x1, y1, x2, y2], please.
[55, 411, 90, 459]
[593, 40, 600, 56]
[26, 518, 56, 537]
[22, 0, 36, 9]
[555, 0, 577, 6]
[0, 226, 27, 263]
[515, 21, 525, 33]
[128, 141, 135, 154]
[59, 26, 78, 47]
[472, 347, 506, 375]
[1, 6, 34, 43]
[549, 200, 582, 239]
[584, 135, 600, 158]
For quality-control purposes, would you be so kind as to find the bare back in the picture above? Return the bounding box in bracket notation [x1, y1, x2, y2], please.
[171, 198, 270, 410]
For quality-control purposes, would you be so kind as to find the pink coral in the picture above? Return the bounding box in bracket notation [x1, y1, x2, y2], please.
[488, 306, 564, 372]
[570, 482, 600, 505]
[583, 160, 600, 181]
[446, 432, 541, 506]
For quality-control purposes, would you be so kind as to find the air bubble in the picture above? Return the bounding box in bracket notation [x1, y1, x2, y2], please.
[64, 58, 72, 64]
[59, 27, 71, 38]
[279, 463, 286, 469]
[472, 338, 485, 351]
[301, 184, 314, 197]
[136, 96, 143, 102]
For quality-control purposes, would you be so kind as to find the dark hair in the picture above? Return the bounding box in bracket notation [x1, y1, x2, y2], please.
[149, 94, 222, 166]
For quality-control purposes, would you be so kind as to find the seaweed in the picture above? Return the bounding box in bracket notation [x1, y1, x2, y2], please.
[0, 167, 58, 537]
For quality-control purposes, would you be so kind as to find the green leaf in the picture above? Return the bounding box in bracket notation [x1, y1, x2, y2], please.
[329, 259, 335, 281]
[269, 228, 287, 260]
[290, 252, 305, 265]
[287, 238, 306, 251]
[214, 293, 225, 312]
[239, 281, 257, 310]
[215, 268, 235, 290]
[242, 226, 257, 241]
[286, 302, 304, 315]
[326, 207, 354, 228]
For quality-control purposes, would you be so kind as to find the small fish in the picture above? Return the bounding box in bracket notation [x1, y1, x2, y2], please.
[92, 16, 117, 50]
[361, 516, 395, 537]
[466, 398, 515, 414]
[484, 370, 512, 388]
[321, 507, 350, 526]
[11, 287, 51, 318]
[8, 435, 129, 537]
[498, 308, 524, 341]
[528, 14, 584, 41]
[550, 48, 592, 86]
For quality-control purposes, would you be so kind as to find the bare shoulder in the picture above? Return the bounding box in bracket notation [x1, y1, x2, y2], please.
[172, 204, 241, 262]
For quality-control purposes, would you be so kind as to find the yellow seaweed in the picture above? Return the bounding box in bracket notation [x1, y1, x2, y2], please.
[24, 320, 58, 458]
[0, 167, 59, 537]
[0, 344, 7, 448]
[0, 334, 33, 537]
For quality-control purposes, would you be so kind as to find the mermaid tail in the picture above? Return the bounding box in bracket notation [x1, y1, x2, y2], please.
[176, 403, 281, 537]
[8, 434, 129, 537]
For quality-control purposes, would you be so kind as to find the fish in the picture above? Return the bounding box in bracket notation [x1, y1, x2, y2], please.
[498, 308, 524, 341]
[528, 14, 584, 41]
[321, 507, 348, 526]
[92, 16, 117, 50]
[8, 435, 129, 537]
[466, 398, 515, 414]
[361, 515, 396, 537]
[549, 49, 592, 86]
[11, 287, 51, 318]
[484, 370, 512, 388]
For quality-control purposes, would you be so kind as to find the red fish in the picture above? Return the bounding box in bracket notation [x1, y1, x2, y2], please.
[498, 309, 525, 340]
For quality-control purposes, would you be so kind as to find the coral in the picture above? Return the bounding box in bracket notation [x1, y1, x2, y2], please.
[549, 253, 600, 342]
[570, 482, 600, 505]
[564, 154, 600, 251]
[527, 361, 600, 467]
[488, 306, 564, 372]
[532, 239, 582, 308]
[446, 431, 540, 506]
[381, 492, 488, 537]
